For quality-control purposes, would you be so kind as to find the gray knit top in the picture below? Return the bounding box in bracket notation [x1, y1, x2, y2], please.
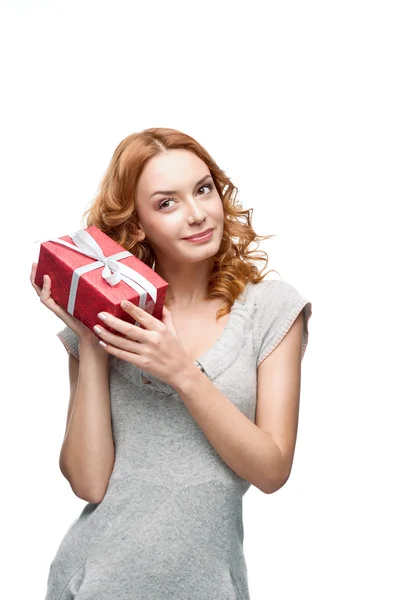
[44, 278, 312, 600]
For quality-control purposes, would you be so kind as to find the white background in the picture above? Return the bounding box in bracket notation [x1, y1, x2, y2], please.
[2, 1, 398, 598]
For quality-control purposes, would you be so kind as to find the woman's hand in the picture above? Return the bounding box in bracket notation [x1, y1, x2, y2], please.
[30, 262, 98, 345]
[92, 300, 191, 388]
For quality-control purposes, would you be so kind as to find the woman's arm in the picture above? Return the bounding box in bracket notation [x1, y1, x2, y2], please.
[172, 313, 304, 495]
[59, 340, 114, 504]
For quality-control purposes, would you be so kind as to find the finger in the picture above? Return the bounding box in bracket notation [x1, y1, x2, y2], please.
[30, 263, 36, 284]
[162, 305, 173, 324]
[96, 341, 144, 367]
[40, 274, 52, 303]
[161, 305, 179, 338]
[120, 301, 163, 332]
[30, 263, 42, 295]
[39, 276, 63, 315]
[97, 310, 148, 342]
[30, 268, 80, 333]
[93, 324, 142, 354]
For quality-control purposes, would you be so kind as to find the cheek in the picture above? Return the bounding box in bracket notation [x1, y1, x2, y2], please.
[146, 216, 181, 242]
[213, 201, 225, 222]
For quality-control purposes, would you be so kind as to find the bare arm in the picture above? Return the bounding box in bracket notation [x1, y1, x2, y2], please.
[30, 264, 115, 504]
[172, 313, 304, 495]
[59, 339, 115, 504]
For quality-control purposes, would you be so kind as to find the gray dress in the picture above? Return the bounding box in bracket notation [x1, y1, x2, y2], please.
[44, 279, 312, 600]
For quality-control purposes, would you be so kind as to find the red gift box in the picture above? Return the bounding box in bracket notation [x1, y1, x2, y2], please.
[34, 225, 169, 334]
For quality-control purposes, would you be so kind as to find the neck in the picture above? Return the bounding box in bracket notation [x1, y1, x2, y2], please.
[154, 258, 214, 311]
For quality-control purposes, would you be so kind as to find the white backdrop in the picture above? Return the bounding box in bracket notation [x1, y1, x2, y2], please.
[2, 1, 398, 598]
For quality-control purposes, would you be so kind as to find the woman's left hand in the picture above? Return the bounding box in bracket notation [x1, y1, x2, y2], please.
[93, 300, 191, 388]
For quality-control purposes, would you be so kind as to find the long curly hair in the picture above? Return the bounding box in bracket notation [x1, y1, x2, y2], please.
[81, 127, 279, 320]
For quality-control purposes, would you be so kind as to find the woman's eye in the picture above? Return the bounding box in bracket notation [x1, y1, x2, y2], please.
[157, 182, 213, 210]
[198, 183, 213, 194]
[158, 198, 176, 210]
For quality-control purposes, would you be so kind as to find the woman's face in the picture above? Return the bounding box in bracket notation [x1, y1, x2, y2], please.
[134, 149, 225, 264]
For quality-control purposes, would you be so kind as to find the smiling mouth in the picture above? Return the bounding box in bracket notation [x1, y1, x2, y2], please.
[183, 228, 214, 240]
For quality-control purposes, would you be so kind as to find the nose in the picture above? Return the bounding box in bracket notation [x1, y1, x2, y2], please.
[187, 197, 207, 224]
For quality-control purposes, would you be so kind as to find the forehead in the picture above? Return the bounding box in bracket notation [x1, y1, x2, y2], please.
[138, 150, 209, 191]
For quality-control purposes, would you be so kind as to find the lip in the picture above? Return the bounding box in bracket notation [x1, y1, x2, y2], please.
[183, 228, 214, 241]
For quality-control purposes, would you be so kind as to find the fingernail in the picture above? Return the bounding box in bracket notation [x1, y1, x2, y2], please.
[98, 313, 107, 321]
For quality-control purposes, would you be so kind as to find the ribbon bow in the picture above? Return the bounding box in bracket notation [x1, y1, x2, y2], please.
[45, 229, 157, 325]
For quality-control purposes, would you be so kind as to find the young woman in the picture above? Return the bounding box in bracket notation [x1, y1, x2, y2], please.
[31, 127, 312, 600]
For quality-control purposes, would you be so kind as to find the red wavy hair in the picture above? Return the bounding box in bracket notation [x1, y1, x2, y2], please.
[81, 127, 279, 320]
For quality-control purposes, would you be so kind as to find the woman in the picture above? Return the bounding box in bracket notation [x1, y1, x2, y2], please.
[31, 127, 312, 599]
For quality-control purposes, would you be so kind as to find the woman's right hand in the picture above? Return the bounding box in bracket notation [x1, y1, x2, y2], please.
[30, 262, 98, 344]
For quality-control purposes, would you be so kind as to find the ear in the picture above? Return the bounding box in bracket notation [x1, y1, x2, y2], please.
[136, 228, 146, 242]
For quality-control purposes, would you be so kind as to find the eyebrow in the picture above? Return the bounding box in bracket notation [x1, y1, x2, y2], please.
[149, 174, 213, 199]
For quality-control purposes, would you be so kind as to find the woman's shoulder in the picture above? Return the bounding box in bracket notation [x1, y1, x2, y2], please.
[245, 278, 301, 305]
[57, 325, 80, 360]
[247, 278, 312, 364]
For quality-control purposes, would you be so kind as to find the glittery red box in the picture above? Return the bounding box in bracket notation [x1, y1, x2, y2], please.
[34, 225, 168, 334]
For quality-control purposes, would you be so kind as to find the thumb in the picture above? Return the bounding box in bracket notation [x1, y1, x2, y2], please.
[161, 305, 179, 339]
[162, 304, 173, 325]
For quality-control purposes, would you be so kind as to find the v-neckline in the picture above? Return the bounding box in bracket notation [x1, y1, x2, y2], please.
[138, 284, 250, 390]
[192, 302, 238, 365]
[141, 301, 238, 384]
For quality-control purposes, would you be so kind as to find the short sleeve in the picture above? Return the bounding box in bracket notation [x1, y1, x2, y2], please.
[254, 280, 312, 367]
[56, 325, 80, 360]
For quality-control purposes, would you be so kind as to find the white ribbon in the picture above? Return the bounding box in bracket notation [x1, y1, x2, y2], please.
[46, 229, 157, 327]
